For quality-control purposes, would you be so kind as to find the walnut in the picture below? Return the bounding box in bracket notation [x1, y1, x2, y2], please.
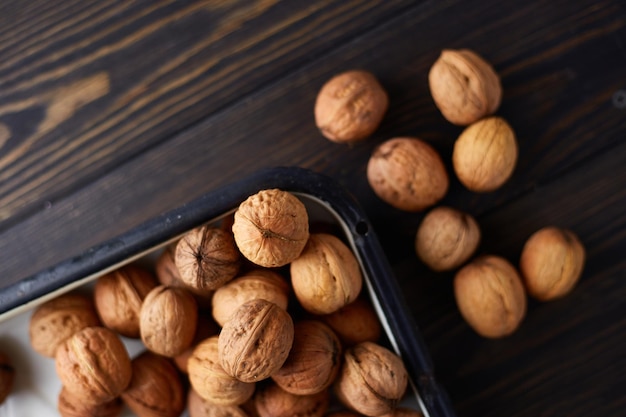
[454, 255, 527, 338]
[29, 292, 101, 358]
[290, 233, 362, 315]
[187, 388, 249, 417]
[55, 326, 132, 405]
[139, 285, 198, 357]
[188, 335, 256, 406]
[121, 351, 185, 417]
[415, 206, 481, 271]
[314, 70, 389, 143]
[93, 264, 158, 338]
[175, 226, 241, 295]
[174, 313, 220, 374]
[334, 341, 408, 417]
[428, 49, 502, 125]
[271, 320, 342, 395]
[380, 408, 424, 417]
[255, 382, 329, 417]
[155, 243, 184, 287]
[212, 269, 290, 327]
[320, 297, 382, 347]
[58, 386, 123, 417]
[519, 227, 585, 301]
[452, 116, 518, 192]
[219, 299, 294, 383]
[0, 351, 15, 405]
[367, 137, 449, 212]
[232, 189, 309, 268]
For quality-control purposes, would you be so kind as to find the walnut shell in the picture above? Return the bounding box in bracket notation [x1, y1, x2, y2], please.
[334, 341, 408, 417]
[58, 386, 123, 417]
[519, 227, 585, 301]
[0, 351, 15, 405]
[428, 49, 502, 125]
[290, 233, 363, 315]
[94, 264, 158, 338]
[29, 292, 101, 358]
[212, 269, 290, 327]
[255, 382, 329, 417]
[314, 70, 389, 143]
[187, 388, 249, 417]
[188, 336, 256, 406]
[272, 320, 342, 395]
[415, 206, 481, 272]
[155, 243, 184, 287]
[320, 297, 382, 347]
[175, 226, 241, 294]
[121, 351, 185, 417]
[139, 285, 198, 357]
[219, 299, 294, 383]
[454, 255, 527, 338]
[174, 314, 221, 374]
[380, 408, 424, 417]
[55, 327, 132, 405]
[232, 189, 309, 268]
[452, 116, 518, 192]
[367, 137, 449, 212]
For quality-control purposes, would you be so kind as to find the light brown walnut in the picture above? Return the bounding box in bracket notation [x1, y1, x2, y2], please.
[314, 70, 389, 143]
[232, 189, 309, 268]
[367, 137, 449, 212]
[58, 386, 123, 417]
[255, 382, 329, 417]
[155, 243, 184, 287]
[174, 313, 220, 374]
[454, 255, 527, 338]
[187, 388, 250, 417]
[320, 297, 382, 347]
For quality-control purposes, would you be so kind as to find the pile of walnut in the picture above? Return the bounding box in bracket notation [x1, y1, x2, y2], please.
[28, 188, 423, 417]
[315, 49, 586, 339]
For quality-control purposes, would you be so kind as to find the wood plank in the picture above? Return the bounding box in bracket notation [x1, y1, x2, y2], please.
[0, 0, 416, 225]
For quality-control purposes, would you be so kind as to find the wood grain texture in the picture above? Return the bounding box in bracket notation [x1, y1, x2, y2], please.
[0, 0, 625, 416]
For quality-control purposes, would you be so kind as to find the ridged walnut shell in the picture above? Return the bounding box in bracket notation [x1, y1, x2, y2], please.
[93, 264, 158, 338]
[175, 226, 241, 295]
[55, 327, 132, 405]
[187, 388, 249, 417]
[58, 386, 123, 417]
[520, 227, 585, 301]
[188, 336, 255, 406]
[139, 285, 198, 357]
[255, 382, 329, 417]
[0, 351, 15, 405]
[454, 255, 527, 338]
[290, 233, 363, 315]
[415, 206, 481, 272]
[334, 342, 408, 417]
[367, 137, 449, 212]
[452, 116, 518, 192]
[29, 292, 101, 358]
[320, 297, 382, 347]
[212, 269, 290, 327]
[314, 70, 389, 143]
[218, 299, 294, 383]
[121, 351, 185, 417]
[272, 320, 342, 395]
[428, 49, 502, 125]
[232, 189, 309, 268]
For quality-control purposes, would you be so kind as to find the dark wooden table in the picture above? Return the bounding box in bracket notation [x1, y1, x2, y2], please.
[1, 1, 624, 416]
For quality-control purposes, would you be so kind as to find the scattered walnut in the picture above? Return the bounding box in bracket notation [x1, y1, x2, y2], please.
[291, 233, 363, 315]
[520, 227, 585, 301]
[58, 386, 123, 417]
[55, 326, 132, 405]
[272, 320, 342, 395]
[188, 336, 255, 406]
[314, 70, 389, 143]
[93, 264, 158, 338]
[0, 351, 15, 405]
[139, 285, 198, 357]
[428, 49, 502, 125]
[175, 226, 241, 295]
[29, 292, 101, 358]
[320, 297, 382, 347]
[219, 299, 294, 383]
[121, 351, 185, 417]
[367, 137, 449, 212]
[334, 341, 408, 417]
[232, 189, 309, 267]
[415, 206, 481, 271]
[187, 388, 249, 417]
[454, 255, 527, 338]
[452, 116, 518, 192]
[255, 382, 329, 417]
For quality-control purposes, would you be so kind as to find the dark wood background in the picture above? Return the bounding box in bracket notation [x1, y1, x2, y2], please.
[1, 1, 625, 416]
